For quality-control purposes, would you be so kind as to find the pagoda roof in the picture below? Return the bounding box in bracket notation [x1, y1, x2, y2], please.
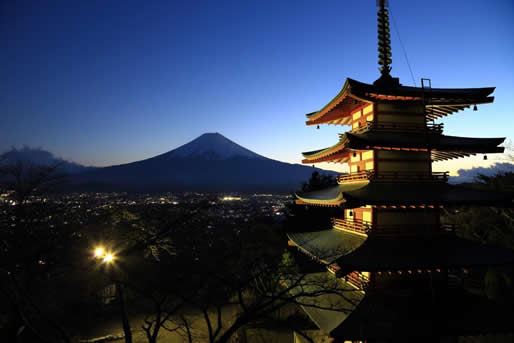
[288, 230, 514, 272]
[328, 289, 514, 340]
[295, 182, 513, 207]
[306, 78, 495, 125]
[302, 132, 505, 163]
[287, 229, 366, 264]
[336, 234, 514, 272]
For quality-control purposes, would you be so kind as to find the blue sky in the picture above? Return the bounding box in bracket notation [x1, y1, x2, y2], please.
[3, 0, 513, 174]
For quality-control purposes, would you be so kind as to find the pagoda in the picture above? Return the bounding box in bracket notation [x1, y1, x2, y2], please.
[287, 1, 514, 342]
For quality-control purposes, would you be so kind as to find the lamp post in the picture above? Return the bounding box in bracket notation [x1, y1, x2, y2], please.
[93, 247, 133, 343]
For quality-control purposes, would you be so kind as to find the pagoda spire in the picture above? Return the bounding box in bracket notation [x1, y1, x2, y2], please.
[377, 0, 391, 75]
[374, 0, 400, 87]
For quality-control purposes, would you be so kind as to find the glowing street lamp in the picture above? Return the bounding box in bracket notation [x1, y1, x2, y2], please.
[91, 245, 130, 342]
[93, 246, 116, 264]
[103, 253, 114, 263]
[94, 247, 105, 258]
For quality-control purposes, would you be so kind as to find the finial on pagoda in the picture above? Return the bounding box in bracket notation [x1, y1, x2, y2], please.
[373, 0, 400, 88]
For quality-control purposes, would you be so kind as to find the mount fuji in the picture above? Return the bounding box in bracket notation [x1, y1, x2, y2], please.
[70, 133, 333, 192]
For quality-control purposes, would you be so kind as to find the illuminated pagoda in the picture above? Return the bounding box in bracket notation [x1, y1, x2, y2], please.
[287, 1, 514, 342]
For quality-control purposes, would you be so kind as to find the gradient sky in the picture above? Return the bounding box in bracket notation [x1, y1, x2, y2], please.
[3, 0, 513, 175]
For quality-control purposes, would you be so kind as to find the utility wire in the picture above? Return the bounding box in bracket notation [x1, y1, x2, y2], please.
[389, 7, 417, 87]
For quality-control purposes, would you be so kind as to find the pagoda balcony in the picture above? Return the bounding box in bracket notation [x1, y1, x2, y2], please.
[332, 218, 371, 235]
[351, 121, 444, 134]
[337, 170, 449, 184]
[344, 271, 369, 290]
[332, 218, 456, 236]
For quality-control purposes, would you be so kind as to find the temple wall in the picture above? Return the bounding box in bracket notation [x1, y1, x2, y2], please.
[375, 150, 431, 173]
[378, 161, 430, 172]
[375, 113, 425, 124]
[345, 206, 373, 223]
[374, 209, 441, 234]
[349, 150, 375, 173]
[375, 209, 439, 225]
[376, 150, 428, 160]
[345, 209, 354, 222]
[350, 103, 375, 130]
[375, 103, 425, 125]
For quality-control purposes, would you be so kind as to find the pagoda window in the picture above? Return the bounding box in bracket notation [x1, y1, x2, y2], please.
[362, 211, 372, 223]
[362, 151, 374, 160]
[363, 104, 373, 115]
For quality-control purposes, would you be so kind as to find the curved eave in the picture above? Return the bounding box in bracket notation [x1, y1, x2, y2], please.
[335, 235, 514, 273]
[306, 79, 495, 125]
[426, 97, 494, 120]
[295, 182, 513, 208]
[345, 132, 505, 161]
[301, 132, 505, 163]
[431, 147, 504, 161]
[295, 192, 346, 207]
[302, 151, 352, 164]
[295, 183, 370, 207]
[347, 78, 495, 99]
[305, 80, 349, 120]
[305, 79, 372, 126]
[301, 138, 352, 164]
[302, 139, 347, 159]
[347, 78, 495, 119]
[287, 230, 367, 265]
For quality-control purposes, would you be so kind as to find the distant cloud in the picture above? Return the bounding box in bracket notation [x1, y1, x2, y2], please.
[0, 146, 93, 174]
[449, 162, 514, 184]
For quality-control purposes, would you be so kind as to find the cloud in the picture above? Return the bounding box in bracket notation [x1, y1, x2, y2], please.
[0, 146, 93, 174]
[449, 162, 514, 184]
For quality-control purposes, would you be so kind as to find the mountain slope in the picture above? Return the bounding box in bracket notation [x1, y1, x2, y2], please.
[71, 133, 334, 192]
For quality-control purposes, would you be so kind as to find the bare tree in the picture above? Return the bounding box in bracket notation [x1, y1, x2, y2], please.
[124, 217, 360, 343]
[0, 159, 73, 343]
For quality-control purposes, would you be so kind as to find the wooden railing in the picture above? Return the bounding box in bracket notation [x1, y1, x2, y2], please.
[336, 170, 372, 183]
[345, 271, 369, 289]
[351, 121, 443, 134]
[370, 171, 449, 182]
[332, 218, 371, 234]
[337, 170, 449, 183]
[332, 218, 457, 236]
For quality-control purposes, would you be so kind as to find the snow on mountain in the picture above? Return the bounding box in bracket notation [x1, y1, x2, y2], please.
[157, 133, 265, 160]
